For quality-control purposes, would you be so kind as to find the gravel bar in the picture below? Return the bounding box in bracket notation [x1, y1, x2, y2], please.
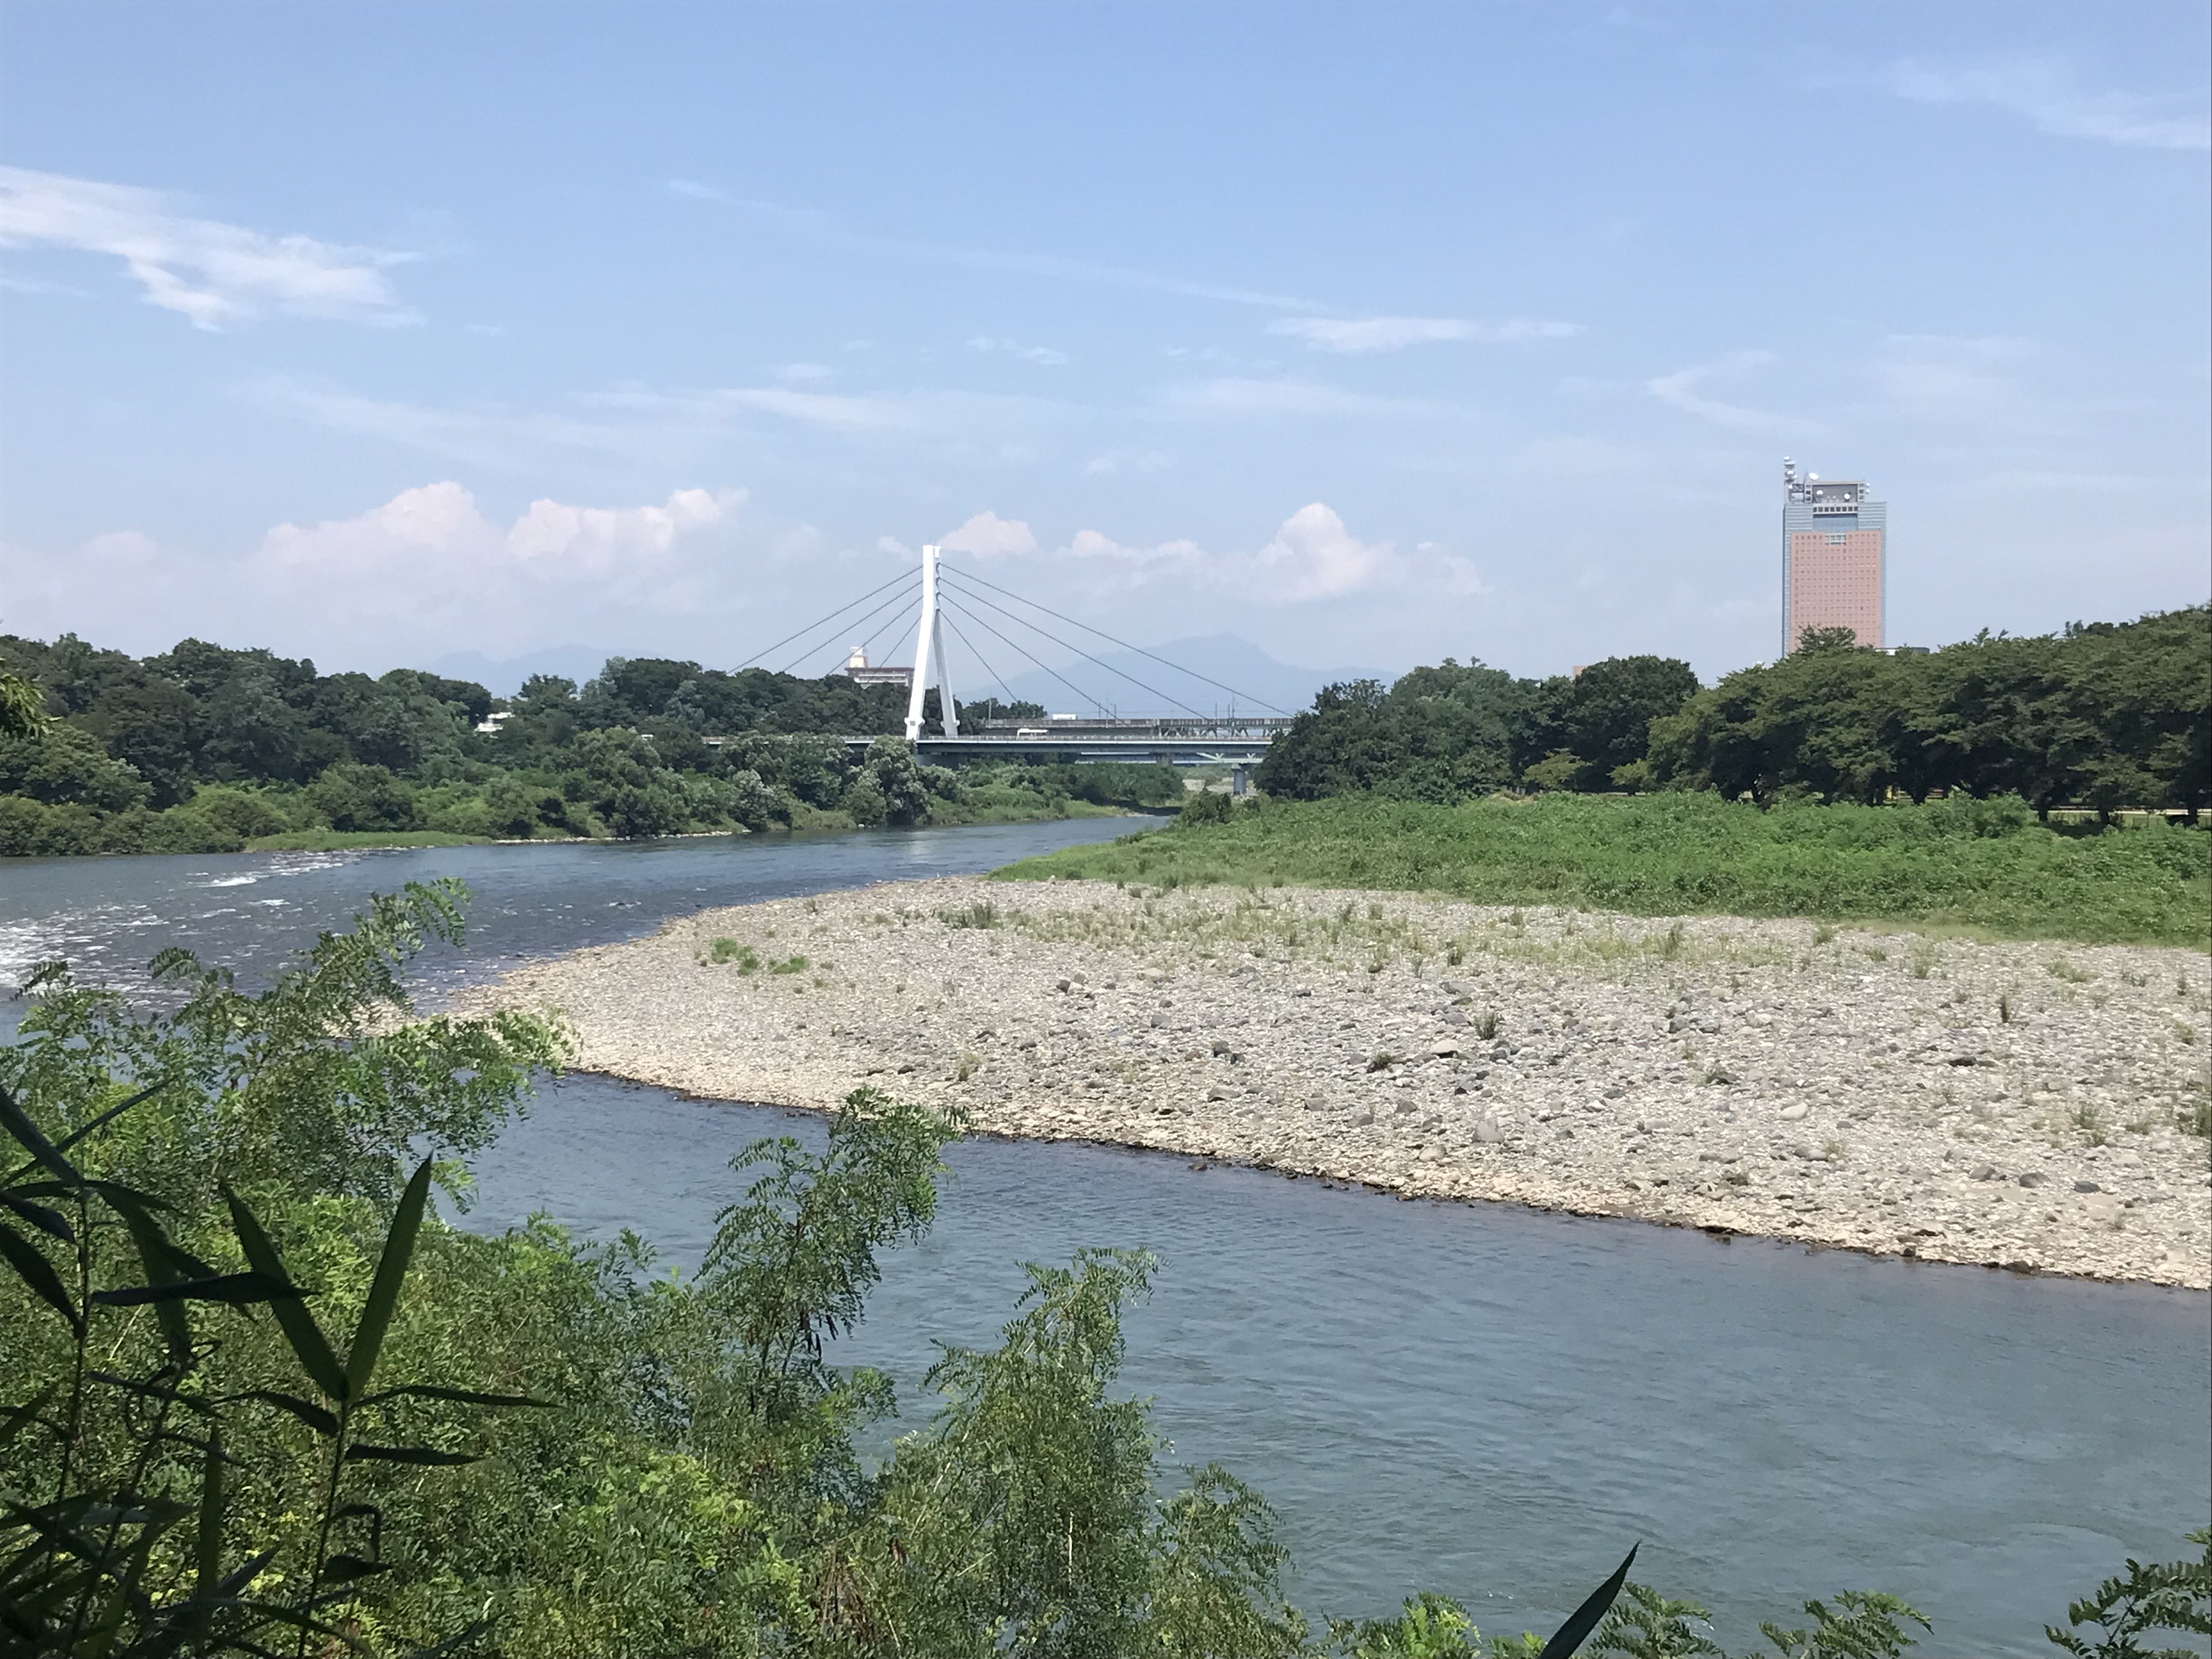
[466, 876, 2212, 1289]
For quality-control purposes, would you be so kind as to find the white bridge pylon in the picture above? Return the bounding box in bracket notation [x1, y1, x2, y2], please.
[901, 544, 959, 744]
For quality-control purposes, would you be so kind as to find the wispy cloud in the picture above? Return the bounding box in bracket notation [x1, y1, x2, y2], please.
[1165, 377, 1462, 419]
[257, 379, 658, 468]
[1646, 351, 1816, 435]
[663, 178, 1321, 311]
[1883, 57, 2210, 151]
[590, 385, 911, 433]
[968, 335, 1070, 366]
[0, 166, 416, 329]
[1269, 315, 1581, 353]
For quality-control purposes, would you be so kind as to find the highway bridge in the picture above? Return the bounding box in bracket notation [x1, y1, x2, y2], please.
[730, 544, 1300, 769]
[874, 714, 1290, 764]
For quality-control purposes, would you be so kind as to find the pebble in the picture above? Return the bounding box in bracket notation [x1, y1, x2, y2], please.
[467, 876, 2212, 1290]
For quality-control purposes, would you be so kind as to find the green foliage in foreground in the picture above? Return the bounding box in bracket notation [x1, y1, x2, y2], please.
[3, 885, 2205, 1655]
[994, 792, 2212, 949]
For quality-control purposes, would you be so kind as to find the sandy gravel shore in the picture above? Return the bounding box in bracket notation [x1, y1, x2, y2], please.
[467, 877, 2212, 1288]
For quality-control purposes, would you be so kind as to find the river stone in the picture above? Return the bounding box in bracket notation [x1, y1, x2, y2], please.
[1779, 1103, 1810, 1121]
[470, 872, 2212, 1291]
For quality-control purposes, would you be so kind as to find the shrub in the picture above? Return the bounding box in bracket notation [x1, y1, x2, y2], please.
[188, 785, 289, 840]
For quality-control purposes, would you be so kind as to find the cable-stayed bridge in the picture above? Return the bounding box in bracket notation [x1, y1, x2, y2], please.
[730, 546, 1295, 766]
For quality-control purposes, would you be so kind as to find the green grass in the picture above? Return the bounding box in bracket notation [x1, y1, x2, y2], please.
[706, 938, 761, 971]
[244, 829, 496, 851]
[992, 793, 2212, 949]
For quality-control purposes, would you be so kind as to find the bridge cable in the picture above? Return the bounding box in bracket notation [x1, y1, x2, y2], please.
[859, 596, 922, 663]
[939, 595, 1108, 716]
[733, 569, 917, 673]
[940, 566, 1288, 714]
[782, 590, 918, 679]
[938, 575, 1207, 718]
[775, 580, 923, 676]
[938, 610, 1020, 710]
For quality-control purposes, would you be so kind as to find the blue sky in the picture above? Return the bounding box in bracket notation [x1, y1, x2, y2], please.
[3, 1, 2207, 694]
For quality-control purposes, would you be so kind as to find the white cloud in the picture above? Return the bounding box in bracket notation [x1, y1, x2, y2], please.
[77, 529, 160, 566]
[1062, 528, 1205, 568]
[1646, 351, 1816, 435]
[1883, 57, 2210, 151]
[772, 362, 833, 383]
[248, 483, 747, 654]
[939, 511, 1037, 558]
[1249, 504, 1394, 600]
[261, 482, 741, 577]
[0, 166, 415, 329]
[664, 178, 730, 200]
[1269, 315, 1581, 353]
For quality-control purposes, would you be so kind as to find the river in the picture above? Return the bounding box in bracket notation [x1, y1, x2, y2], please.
[4, 824, 2207, 1652]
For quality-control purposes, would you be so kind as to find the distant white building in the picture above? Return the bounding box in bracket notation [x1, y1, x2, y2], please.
[842, 646, 912, 689]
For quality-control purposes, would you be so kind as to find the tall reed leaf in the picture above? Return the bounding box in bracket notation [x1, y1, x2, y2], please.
[1538, 1544, 1638, 1659]
[346, 1158, 432, 1400]
[223, 1184, 346, 1401]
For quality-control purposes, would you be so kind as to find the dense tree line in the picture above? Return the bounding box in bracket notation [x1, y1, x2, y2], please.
[1254, 654, 1702, 802]
[1255, 607, 2209, 817]
[0, 634, 1159, 856]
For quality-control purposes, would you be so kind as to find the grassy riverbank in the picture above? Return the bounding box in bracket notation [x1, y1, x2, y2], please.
[995, 793, 2212, 949]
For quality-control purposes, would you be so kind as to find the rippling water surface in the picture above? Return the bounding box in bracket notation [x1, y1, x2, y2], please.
[5, 827, 2207, 1652]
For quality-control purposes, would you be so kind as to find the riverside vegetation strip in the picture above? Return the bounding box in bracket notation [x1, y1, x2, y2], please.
[470, 876, 2212, 1289]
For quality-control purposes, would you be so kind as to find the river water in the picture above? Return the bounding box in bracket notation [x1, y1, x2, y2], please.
[4, 826, 2207, 1652]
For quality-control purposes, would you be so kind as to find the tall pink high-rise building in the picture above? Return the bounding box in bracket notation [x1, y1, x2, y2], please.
[1781, 458, 1885, 652]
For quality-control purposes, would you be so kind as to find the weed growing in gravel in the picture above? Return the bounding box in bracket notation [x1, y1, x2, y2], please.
[2071, 1103, 2110, 1146]
[940, 900, 1005, 929]
[2175, 1022, 2198, 1045]
[769, 953, 810, 975]
[1813, 922, 1836, 944]
[1999, 991, 2015, 1023]
[1660, 920, 1685, 960]
[1475, 1011, 1501, 1040]
[708, 938, 762, 972]
[954, 1051, 980, 1081]
[1861, 945, 1888, 963]
[1368, 1051, 1395, 1072]
[2048, 956, 2094, 983]
[1911, 944, 1937, 979]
